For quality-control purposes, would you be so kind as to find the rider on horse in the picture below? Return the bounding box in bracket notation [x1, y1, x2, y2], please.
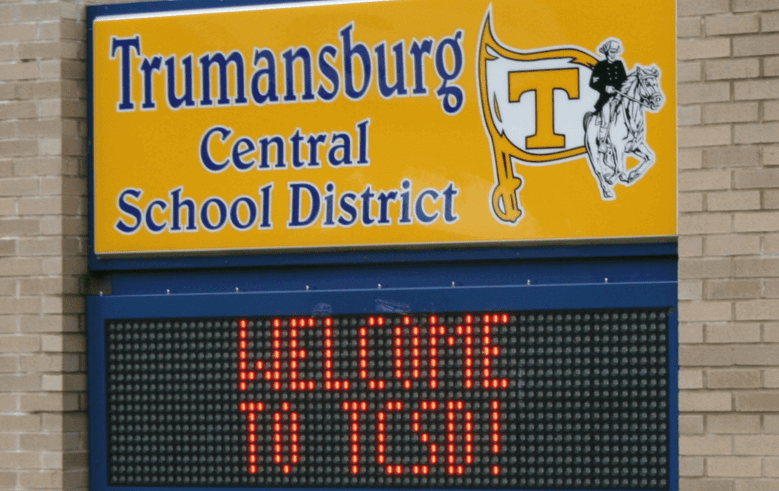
[590, 39, 628, 155]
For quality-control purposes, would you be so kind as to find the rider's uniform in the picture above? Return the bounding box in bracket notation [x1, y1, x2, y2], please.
[590, 58, 628, 117]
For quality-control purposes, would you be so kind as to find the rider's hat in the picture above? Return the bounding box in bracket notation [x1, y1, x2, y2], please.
[599, 39, 622, 55]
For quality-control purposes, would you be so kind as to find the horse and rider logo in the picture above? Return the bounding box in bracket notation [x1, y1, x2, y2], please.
[478, 12, 666, 224]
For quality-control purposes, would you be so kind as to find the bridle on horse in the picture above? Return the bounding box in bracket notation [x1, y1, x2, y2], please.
[616, 72, 661, 109]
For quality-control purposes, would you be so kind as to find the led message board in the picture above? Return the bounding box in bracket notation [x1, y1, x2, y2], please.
[89, 0, 676, 257]
[105, 309, 670, 490]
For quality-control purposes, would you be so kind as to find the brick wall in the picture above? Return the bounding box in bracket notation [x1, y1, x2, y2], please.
[0, 1, 89, 490]
[677, 0, 779, 490]
[1, 0, 777, 490]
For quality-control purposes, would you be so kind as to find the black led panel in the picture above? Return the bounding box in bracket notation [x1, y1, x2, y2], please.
[105, 308, 670, 489]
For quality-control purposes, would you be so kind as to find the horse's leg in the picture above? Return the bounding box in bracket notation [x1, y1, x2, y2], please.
[617, 143, 630, 183]
[627, 143, 655, 183]
[584, 116, 614, 200]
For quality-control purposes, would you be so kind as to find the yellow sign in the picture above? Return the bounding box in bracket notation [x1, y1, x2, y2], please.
[91, 0, 676, 256]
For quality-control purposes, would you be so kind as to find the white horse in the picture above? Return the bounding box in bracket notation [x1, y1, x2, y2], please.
[583, 64, 664, 200]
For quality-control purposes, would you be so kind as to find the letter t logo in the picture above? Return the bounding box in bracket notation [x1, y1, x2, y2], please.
[508, 68, 579, 149]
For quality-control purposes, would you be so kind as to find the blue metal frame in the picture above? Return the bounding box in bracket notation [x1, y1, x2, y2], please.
[88, 278, 678, 491]
[87, 3, 679, 491]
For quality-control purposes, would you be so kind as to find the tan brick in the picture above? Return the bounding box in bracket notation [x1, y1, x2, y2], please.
[680, 38, 732, 60]
[707, 59, 761, 80]
[62, 413, 87, 433]
[0, 101, 37, 120]
[733, 34, 779, 57]
[681, 345, 735, 366]
[0, 355, 17, 372]
[681, 280, 704, 300]
[766, 458, 779, 477]
[733, 0, 779, 11]
[704, 146, 760, 168]
[680, 258, 733, 279]
[0, 374, 41, 391]
[707, 280, 762, 300]
[711, 192, 762, 212]
[680, 301, 733, 321]
[681, 369, 705, 388]
[763, 190, 779, 210]
[708, 457, 762, 477]
[0, 177, 39, 196]
[762, 320, 779, 339]
[706, 14, 760, 35]
[736, 392, 779, 412]
[682, 148, 704, 169]
[0, 414, 40, 431]
[680, 435, 733, 454]
[679, 62, 703, 82]
[20, 434, 66, 452]
[766, 11, 779, 32]
[678, 237, 703, 257]
[735, 123, 779, 144]
[680, 0, 731, 16]
[66, 468, 90, 489]
[681, 456, 705, 476]
[18, 470, 62, 489]
[679, 17, 704, 37]
[708, 369, 762, 388]
[21, 315, 79, 334]
[734, 436, 779, 455]
[766, 145, 779, 166]
[0, 24, 37, 43]
[735, 80, 779, 101]
[734, 212, 779, 232]
[763, 234, 779, 253]
[767, 57, 779, 77]
[681, 213, 732, 234]
[19, 278, 65, 296]
[766, 101, 779, 122]
[0, 296, 42, 315]
[680, 479, 734, 491]
[707, 235, 761, 255]
[707, 324, 762, 343]
[767, 415, 779, 434]
[734, 346, 779, 365]
[681, 125, 733, 147]
[0, 334, 40, 352]
[20, 393, 78, 412]
[0, 471, 17, 488]
[681, 414, 706, 434]
[708, 414, 762, 434]
[680, 106, 702, 126]
[680, 82, 732, 104]
[0, 258, 45, 279]
[761, 279, 779, 298]
[16, 2, 62, 21]
[681, 170, 732, 191]
[766, 369, 779, 388]
[737, 300, 779, 320]
[734, 482, 779, 491]
[0, 451, 41, 469]
[680, 192, 705, 212]
[704, 103, 759, 124]
[677, 0, 730, 16]
[681, 323, 705, 343]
